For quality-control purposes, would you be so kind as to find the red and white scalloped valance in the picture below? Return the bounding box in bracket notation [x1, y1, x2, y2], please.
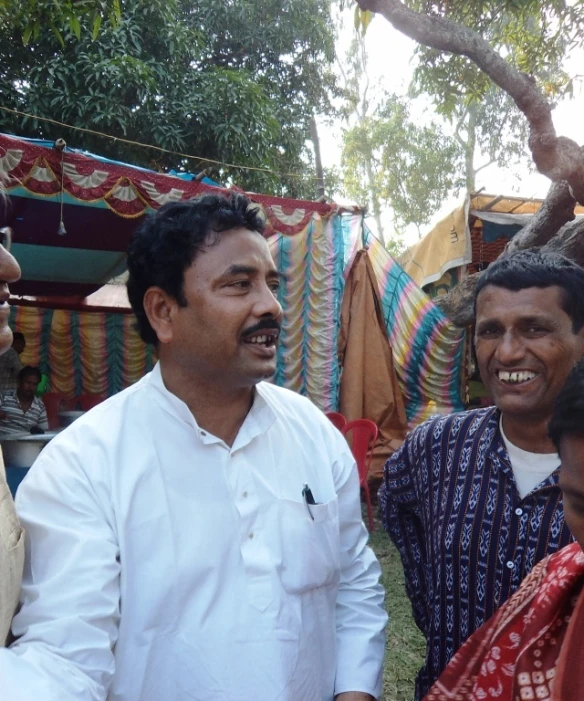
[0, 133, 332, 233]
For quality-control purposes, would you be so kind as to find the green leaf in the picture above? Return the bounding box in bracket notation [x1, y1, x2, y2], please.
[113, 0, 122, 23]
[360, 10, 374, 35]
[50, 24, 65, 49]
[70, 15, 81, 40]
[92, 13, 103, 40]
[22, 23, 33, 46]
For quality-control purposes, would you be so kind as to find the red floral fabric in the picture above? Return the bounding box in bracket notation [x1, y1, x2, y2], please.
[424, 542, 584, 701]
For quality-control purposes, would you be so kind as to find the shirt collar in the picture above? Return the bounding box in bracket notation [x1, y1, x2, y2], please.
[147, 362, 277, 450]
[487, 406, 561, 490]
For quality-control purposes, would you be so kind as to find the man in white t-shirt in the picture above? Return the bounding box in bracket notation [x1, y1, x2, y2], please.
[380, 250, 584, 699]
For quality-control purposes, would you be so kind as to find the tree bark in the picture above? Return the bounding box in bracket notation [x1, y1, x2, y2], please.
[309, 116, 326, 199]
[506, 180, 577, 252]
[353, 0, 584, 205]
[464, 104, 477, 193]
[435, 272, 480, 328]
[541, 218, 584, 265]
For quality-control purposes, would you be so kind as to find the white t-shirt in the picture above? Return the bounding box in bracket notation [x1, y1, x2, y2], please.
[500, 417, 560, 499]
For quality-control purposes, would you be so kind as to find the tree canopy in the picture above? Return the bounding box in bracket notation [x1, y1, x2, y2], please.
[353, 0, 584, 325]
[0, 0, 337, 198]
[1, 0, 124, 45]
[342, 92, 462, 243]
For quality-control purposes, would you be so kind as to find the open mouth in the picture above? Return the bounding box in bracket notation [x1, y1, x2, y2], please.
[242, 332, 279, 348]
[497, 370, 538, 385]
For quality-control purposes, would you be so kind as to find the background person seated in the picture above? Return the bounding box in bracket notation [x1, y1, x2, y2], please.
[0, 366, 48, 435]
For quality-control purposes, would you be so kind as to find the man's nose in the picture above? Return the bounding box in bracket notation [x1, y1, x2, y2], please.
[0, 244, 21, 284]
[255, 282, 283, 320]
[495, 331, 525, 364]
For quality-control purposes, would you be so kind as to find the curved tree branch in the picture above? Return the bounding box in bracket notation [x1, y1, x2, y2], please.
[353, 0, 584, 204]
[506, 180, 577, 252]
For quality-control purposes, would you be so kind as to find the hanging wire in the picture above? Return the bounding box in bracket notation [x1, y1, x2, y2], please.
[0, 105, 332, 183]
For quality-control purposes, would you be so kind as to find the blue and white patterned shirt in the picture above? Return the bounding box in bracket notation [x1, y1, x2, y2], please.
[379, 407, 572, 700]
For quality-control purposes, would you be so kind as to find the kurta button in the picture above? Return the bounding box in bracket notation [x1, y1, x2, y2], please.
[243, 491, 248, 498]
[248, 532, 254, 539]
[515, 507, 523, 516]
[506, 560, 514, 569]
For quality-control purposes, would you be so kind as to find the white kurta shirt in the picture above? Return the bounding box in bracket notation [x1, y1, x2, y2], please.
[0, 364, 387, 701]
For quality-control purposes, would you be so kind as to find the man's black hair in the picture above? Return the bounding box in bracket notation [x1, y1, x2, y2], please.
[18, 365, 42, 383]
[12, 332, 24, 342]
[549, 358, 584, 453]
[474, 250, 584, 332]
[126, 193, 265, 345]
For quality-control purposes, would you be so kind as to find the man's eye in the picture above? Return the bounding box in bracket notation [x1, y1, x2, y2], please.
[477, 328, 497, 337]
[230, 280, 250, 289]
[269, 281, 280, 292]
[0, 227, 12, 252]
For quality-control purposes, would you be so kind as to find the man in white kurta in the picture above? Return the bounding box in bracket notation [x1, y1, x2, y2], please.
[0, 193, 387, 700]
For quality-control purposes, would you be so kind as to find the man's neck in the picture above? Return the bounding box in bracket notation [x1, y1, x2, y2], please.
[159, 362, 255, 447]
[16, 392, 33, 410]
[500, 412, 556, 454]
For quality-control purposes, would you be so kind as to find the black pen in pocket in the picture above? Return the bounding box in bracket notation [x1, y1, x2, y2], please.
[302, 483, 317, 520]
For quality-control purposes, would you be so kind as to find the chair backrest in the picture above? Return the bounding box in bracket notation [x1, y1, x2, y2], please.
[325, 411, 347, 432]
[343, 419, 379, 484]
[42, 392, 70, 430]
[76, 393, 107, 411]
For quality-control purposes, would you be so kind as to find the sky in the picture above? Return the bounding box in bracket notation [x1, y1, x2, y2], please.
[318, 13, 584, 246]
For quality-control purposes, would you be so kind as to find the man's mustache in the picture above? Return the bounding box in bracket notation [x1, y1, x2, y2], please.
[241, 319, 281, 338]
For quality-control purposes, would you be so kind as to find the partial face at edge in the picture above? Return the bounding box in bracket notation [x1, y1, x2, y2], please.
[0, 229, 21, 355]
[474, 285, 584, 421]
[559, 433, 584, 550]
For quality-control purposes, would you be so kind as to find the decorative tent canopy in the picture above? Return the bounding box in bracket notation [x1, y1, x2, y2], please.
[0, 132, 331, 300]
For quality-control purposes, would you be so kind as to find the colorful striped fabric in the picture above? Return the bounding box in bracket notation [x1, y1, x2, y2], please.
[267, 212, 353, 411]
[9, 306, 154, 398]
[366, 234, 465, 424]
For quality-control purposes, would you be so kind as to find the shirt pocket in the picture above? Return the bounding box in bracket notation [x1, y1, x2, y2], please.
[276, 495, 341, 594]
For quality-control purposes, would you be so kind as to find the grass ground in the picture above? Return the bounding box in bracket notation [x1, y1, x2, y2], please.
[367, 519, 425, 701]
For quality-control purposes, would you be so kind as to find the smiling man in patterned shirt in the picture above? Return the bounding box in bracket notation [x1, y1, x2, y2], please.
[379, 250, 584, 700]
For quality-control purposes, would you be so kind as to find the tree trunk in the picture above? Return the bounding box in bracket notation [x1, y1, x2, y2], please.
[352, 0, 584, 327]
[541, 218, 584, 265]
[364, 152, 385, 245]
[506, 180, 577, 252]
[354, 0, 584, 205]
[464, 103, 477, 193]
[309, 116, 325, 199]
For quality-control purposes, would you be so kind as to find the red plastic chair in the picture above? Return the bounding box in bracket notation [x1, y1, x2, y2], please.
[343, 419, 379, 532]
[42, 392, 72, 430]
[325, 411, 347, 432]
[76, 393, 107, 411]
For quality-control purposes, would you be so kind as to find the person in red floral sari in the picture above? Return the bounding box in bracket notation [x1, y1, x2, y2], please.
[425, 358, 584, 701]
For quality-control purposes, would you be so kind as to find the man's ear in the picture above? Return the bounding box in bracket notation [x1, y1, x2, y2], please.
[143, 287, 177, 345]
